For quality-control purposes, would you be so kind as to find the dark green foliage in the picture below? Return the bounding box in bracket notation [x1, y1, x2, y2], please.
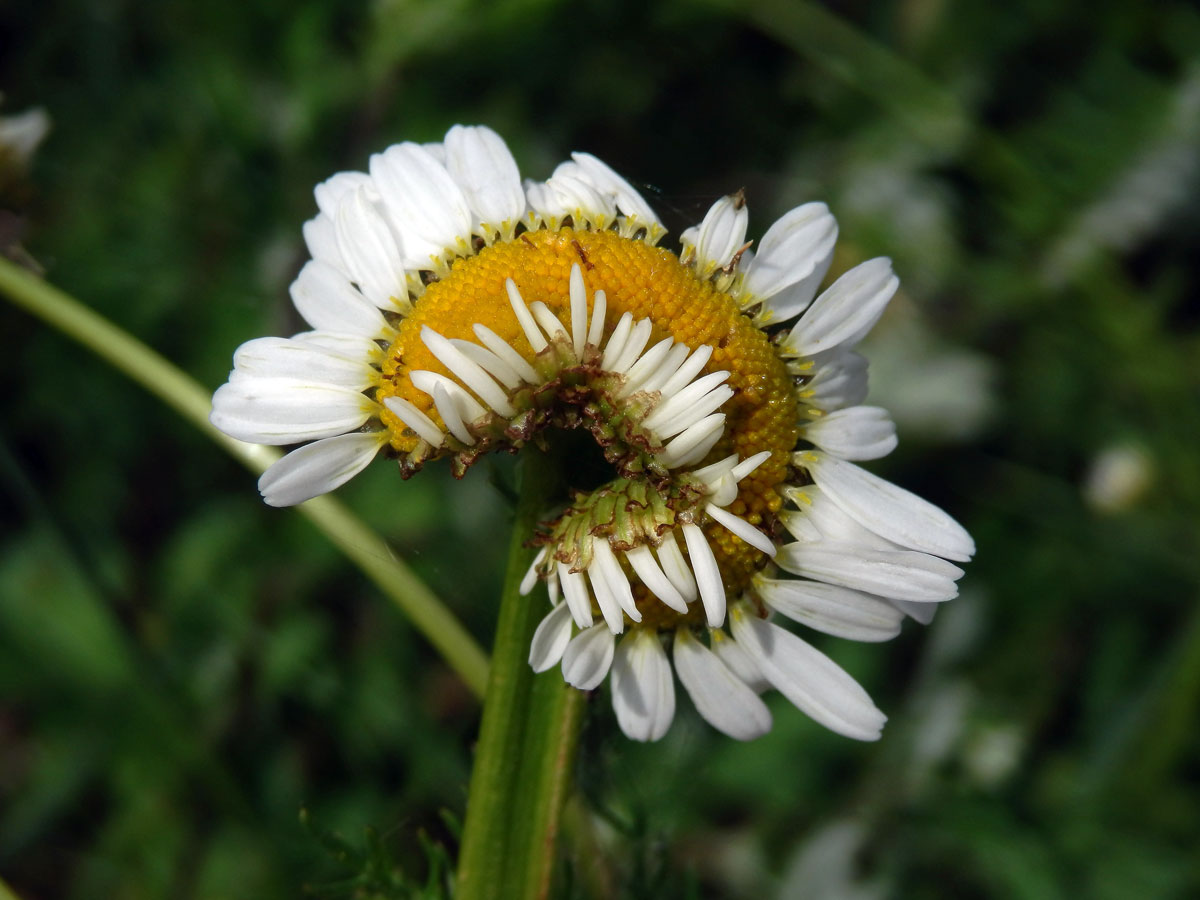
[3, 0, 1199, 896]
[299, 808, 456, 899]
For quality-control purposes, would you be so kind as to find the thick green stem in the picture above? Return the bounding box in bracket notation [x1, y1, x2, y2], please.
[0, 257, 489, 697]
[456, 446, 586, 900]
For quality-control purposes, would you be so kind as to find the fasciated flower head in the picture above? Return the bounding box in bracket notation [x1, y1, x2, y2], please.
[211, 125, 974, 744]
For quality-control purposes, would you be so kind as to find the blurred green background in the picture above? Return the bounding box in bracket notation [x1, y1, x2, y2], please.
[3, 0, 1199, 897]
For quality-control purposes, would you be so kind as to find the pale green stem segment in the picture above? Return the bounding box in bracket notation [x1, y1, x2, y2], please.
[0, 257, 489, 698]
[456, 445, 586, 900]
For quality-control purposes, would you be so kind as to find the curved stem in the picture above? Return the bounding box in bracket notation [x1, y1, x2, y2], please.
[0, 256, 489, 697]
[456, 445, 586, 900]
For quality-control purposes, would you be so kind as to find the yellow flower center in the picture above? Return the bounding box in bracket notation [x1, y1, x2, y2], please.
[378, 226, 798, 600]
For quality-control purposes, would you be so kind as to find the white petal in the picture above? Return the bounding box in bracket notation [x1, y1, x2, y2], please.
[656, 344, 714, 399]
[289, 261, 391, 338]
[731, 451, 773, 482]
[779, 507, 821, 544]
[743, 202, 838, 321]
[561, 623, 615, 691]
[210, 378, 378, 444]
[569, 152, 663, 230]
[755, 577, 904, 642]
[657, 413, 726, 469]
[302, 215, 344, 272]
[545, 170, 615, 223]
[804, 452, 975, 561]
[682, 523, 726, 628]
[711, 630, 769, 693]
[781, 485, 895, 549]
[569, 264, 588, 358]
[558, 561, 594, 628]
[757, 263, 831, 328]
[592, 539, 641, 623]
[520, 548, 548, 596]
[889, 598, 938, 625]
[655, 531, 698, 603]
[587, 558, 626, 634]
[705, 504, 776, 557]
[802, 350, 870, 410]
[333, 187, 407, 309]
[599, 312, 635, 371]
[369, 143, 472, 267]
[529, 301, 569, 342]
[775, 542, 963, 603]
[691, 454, 741, 506]
[381, 396, 445, 447]
[472, 324, 541, 384]
[690, 453, 739, 486]
[611, 630, 676, 741]
[421, 141, 445, 164]
[643, 371, 732, 434]
[803, 406, 898, 461]
[619, 337, 675, 396]
[529, 602, 575, 673]
[634, 342, 690, 394]
[293, 331, 383, 364]
[609, 318, 654, 375]
[450, 339, 523, 389]
[421, 326, 515, 416]
[257, 431, 385, 506]
[233, 337, 376, 390]
[786, 258, 898, 356]
[694, 194, 749, 277]
[506, 278, 548, 353]
[314, 171, 372, 218]
[432, 382, 475, 446]
[679, 224, 699, 258]
[650, 384, 735, 441]
[586, 289, 607, 349]
[443, 125, 525, 236]
[409, 370, 487, 421]
[523, 178, 565, 225]
[731, 610, 886, 741]
[674, 629, 772, 740]
[625, 545, 687, 613]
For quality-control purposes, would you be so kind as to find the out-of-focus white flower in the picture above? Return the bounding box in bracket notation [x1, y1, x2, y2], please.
[1043, 66, 1200, 286]
[964, 723, 1024, 788]
[857, 298, 995, 443]
[1083, 443, 1154, 513]
[0, 107, 50, 170]
[778, 820, 888, 900]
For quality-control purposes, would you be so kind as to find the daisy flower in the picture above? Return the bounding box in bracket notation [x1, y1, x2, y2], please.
[211, 125, 974, 743]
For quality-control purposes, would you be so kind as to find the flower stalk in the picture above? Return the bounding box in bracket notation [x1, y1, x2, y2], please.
[456, 442, 586, 900]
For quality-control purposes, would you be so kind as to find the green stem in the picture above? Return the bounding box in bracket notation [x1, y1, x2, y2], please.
[456, 446, 586, 900]
[0, 256, 488, 697]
